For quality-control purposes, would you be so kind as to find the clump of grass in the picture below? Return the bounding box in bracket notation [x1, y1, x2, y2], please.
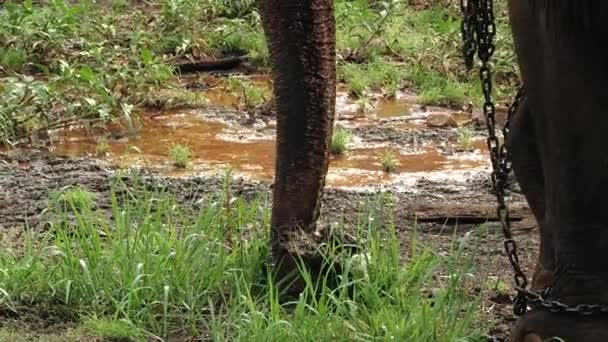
[339, 59, 404, 98]
[330, 128, 352, 155]
[491, 277, 512, 296]
[0, 47, 28, 72]
[339, 63, 370, 97]
[457, 125, 475, 151]
[95, 138, 110, 156]
[82, 317, 144, 341]
[380, 148, 398, 173]
[56, 185, 98, 210]
[0, 180, 488, 340]
[168, 143, 192, 168]
[227, 79, 269, 109]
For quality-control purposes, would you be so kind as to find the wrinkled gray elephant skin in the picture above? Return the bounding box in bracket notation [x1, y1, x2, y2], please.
[258, 0, 336, 285]
[508, 2, 608, 341]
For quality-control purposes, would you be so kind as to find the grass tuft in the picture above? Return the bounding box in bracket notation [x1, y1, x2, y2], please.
[380, 148, 399, 173]
[330, 128, 352, 155]
[457, 125, 475, 151]
[168, 143, 192, 168]
[95, 138, 110, 156]
[82, 316, 144, 341]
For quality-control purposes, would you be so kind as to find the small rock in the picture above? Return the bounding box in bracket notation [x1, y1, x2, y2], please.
[425, 113, 458, 128]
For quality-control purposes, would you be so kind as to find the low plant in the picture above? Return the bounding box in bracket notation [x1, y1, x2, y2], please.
[380, 148, 398, 173]
[168, 143, 192, 168]
[95, 138, 111, 156]
[457, 125, 475, 151]
[330, 128, 352, 155]
[82, 317, 144, 341]
[226, 78, 271, 118]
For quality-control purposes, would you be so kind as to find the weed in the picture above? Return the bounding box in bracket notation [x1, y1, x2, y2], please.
[227, 79, 268, 109]
[380, 148, 398, 173]
[57, 185, 98, 210]
[125, 145, 142, 154]
[82, 317, 144, 341]
[493, 278, 511, 296]
[339, 63, 369, 97]
[457, 125, 475, 151]
[339, 59, 404, 98]
[168, 143, 192, 168]
[0, 47, 28, 72]
[95, 138, 110, 156]
[330, 128, 352, 155]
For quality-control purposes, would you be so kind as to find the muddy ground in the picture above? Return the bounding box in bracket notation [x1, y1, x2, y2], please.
[0, 73, 539, 341]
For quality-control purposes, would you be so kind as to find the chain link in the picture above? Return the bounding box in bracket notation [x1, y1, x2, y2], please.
[460, 0, 608, 317]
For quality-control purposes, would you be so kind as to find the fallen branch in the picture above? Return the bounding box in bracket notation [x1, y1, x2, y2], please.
[174, 56, 249, 74]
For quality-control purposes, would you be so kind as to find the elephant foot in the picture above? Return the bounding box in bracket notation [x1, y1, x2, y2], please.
[511, 309, 608, 342]
[271, 226, 361, 298]
[531, 262, 554, 292]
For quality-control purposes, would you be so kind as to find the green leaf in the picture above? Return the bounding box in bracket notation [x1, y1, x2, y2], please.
[140, 48, 154, 65]
[78, 65, 96, 82]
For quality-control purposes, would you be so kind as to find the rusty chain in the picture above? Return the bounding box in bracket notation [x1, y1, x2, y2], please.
[460, 0, 608, 318]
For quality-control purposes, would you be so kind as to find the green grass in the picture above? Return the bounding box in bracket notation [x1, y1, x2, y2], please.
[0, 328, 89, 342]
[227, 78, 270, 113]
[380, 148, 398, 173]
[168, 143, 193, 168]
[95, 138, 110, 156]
[0, 178, 488, 341]
[82, 316, 145, 341]
[330, 128, 352, 155]
[336, 1, 517, 105]
[339, 59, 404, 98]
[457, 126, 475, 151]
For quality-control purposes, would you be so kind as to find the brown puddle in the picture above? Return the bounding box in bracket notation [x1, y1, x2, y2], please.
[53, 113, 276, 178]
[51, 111, 489, 188]
[372, 99, 411, 118]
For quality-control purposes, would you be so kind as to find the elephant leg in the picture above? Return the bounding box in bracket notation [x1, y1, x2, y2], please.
[507, 98, 554, 291]
[512, 310, 608, 342]
[508, 0, 608, 341]
[258, 0, 336, 284]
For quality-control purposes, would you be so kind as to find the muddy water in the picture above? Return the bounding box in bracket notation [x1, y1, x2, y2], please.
[53, 113, 277, 178]
[182, 74, 273, 109]
[372, 99, 411, 118]
[52, 109, 489, 188]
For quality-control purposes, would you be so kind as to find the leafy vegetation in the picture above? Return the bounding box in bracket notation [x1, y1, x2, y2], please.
[0, 0, 518, 145]
[330, 128, 352, 155]
[227, 78, 271, 118]
[0, 181, 489, 341]
[168, 143, 193, 168]
[95, 138, 111, 156]
[457, 125, 475, 151]
[380, 148, 399, 173]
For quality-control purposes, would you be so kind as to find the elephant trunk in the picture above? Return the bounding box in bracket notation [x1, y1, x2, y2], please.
[258, 0, 336, 279]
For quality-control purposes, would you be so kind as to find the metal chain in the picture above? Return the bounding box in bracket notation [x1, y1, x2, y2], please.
[460, 0, 608, 317]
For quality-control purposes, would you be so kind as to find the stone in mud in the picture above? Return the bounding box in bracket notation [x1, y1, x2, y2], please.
[425, 113, 458, 128]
